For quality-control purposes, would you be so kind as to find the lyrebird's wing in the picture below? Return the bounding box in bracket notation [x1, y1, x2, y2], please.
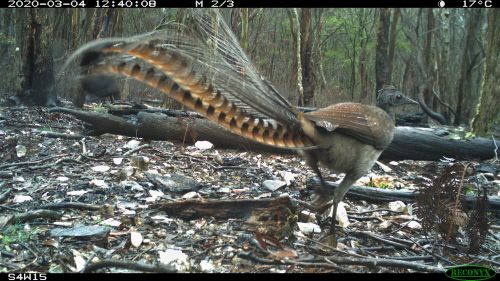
[304, 103, 394, 150]
[62, 9, 315, 149]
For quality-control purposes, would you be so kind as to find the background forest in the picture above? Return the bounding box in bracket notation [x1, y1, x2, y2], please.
[0, 8, 498, 134]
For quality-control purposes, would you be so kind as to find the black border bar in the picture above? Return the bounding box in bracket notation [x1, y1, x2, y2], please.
[191, 0, 495, 8]
[2, 0, 498, 8]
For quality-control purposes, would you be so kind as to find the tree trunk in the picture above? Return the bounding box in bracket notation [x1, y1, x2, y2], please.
[300, 8, 314, 106]
[470, 9, 500, 136]
[97, 8, 119, 38]
[313, 9, 327, 92]
[375, 8, 390, 95]
[16, 9, 57, 106]
[359, 39, 368, 101]
[289, 9, 303, 104]
[239, 8, 249, 51]
[422, 9, 435, 111]
[387, 8, 400, 84]
[455, 9, 483, 126]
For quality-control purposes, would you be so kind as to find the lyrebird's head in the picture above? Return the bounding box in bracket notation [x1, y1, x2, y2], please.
[376, 85, 417, 115]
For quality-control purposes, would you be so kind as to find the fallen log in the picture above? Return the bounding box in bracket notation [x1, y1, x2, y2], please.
[306, 178, 500, 211]
[152, 197, 293, 220]
[49, 107, 499, 161]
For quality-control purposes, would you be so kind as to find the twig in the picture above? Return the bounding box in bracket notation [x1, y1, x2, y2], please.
[123, 144, 151, 156]
[347, 215, 384, 222]
[492, 135, 498, 161]
[401, 233, 455, 265]
[349, 208, 402, 215]
[40, 131, 84, 140]
[81, 138, 87, 154]
[40, 202, 102, 211]
[0, 188, 12, 203]
[302, 236, 365, 258]
[237, 251, 355, 272]
[28, 157, 83, 170]
[213, 165, 246, 170]
[0, 205, 19, 212]
[83, 260, 177, 273]
[377, 255, 435, 261]
[350, 231, 415, 250]
[132, 246, 155, 261]
[322, 255, 445, 273]
[0, 154, 68, 169]
[12, 243, 39, 272]
[0, 171, 13, 178]
[239, 250, 443, 272]
[12, 210, 62, 223]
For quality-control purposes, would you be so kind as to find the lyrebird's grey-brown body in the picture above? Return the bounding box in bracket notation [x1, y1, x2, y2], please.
[63, 9, 416, 241]
[80, 75, 121, 101]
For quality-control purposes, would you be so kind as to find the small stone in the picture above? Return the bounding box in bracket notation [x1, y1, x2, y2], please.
[297, 222, 321, 235]
[262, 180, 286, 191]
[388, 201, 406, 212]
[195, 141, 213, 150]
[406, 221, 422, 229]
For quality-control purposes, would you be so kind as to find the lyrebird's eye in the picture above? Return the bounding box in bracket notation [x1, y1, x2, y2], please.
[396, 94, 402, 99]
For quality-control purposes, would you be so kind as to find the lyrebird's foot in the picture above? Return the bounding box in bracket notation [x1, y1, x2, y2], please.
[311, 187, 332, 211]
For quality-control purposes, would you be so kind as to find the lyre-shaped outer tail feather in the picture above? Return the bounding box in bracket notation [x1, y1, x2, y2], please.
[92, 59, 315, 149]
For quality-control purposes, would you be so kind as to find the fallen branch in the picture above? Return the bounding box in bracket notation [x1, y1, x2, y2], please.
[152, 197, 293, 221]
[306, 178, 500, 210]
[83, 260, 177, 273]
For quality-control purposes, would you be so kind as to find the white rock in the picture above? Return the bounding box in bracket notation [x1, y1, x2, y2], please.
[89, 179, 109, 189]
[13, 195, 33, 203]
[279, 171, 297, 186]
[406, 221, 422, 229]
[16, 145, 27, 157]
[149, 190, 164, 198]
[67, 190, 90, 196]
[195, 141, 214, 150]
[296, 222, 321, 235]
[388, 201, 406, 212]
[159, 249, 190, 272]
[182, 191, 200, 199]
[100, 218, 121, 227]
[124, 140, 141, 149]
[113, 158, 123, 165]
[262, 180, 286, 191]
[57, 176, 69, 182]
[91, 165, 110, 172]
[378, 220, 392, 229]
[130, 231, 143, 248]
[13, 176, 25, 182]
[199, 259, 215, 272]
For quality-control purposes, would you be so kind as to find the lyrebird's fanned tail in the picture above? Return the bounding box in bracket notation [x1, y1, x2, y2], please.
[91, 59, 315, 148]
[62, 9, 318, 148]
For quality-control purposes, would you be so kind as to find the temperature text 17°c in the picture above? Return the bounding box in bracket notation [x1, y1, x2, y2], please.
[463, 0, 493, 7]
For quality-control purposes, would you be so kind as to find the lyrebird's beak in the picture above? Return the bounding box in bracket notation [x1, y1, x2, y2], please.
[404, 96, 419, 105]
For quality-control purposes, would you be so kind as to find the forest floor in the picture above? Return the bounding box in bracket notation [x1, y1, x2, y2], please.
[0, 103, 499, 274]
